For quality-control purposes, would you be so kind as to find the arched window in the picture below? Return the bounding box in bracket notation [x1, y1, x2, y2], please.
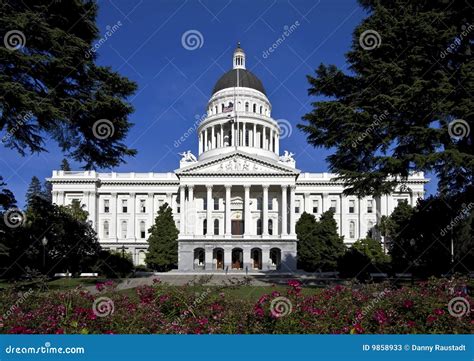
[221, 104, 225, 112]
[214, 219, 219, 235]
[140, 221, 146, 239]
[103, 221, 109, 238]
[121, 221, 127, 239]
[259, 106, 263, 114]
[253, 103, 256, 113]
[257, 219, 262, 235]
[245, 102, 249, 112]
[349, 221, 355, 238]
[268, 219, 273, 235]
[203, 219, 207, 235]
[215, 105, 218, 114]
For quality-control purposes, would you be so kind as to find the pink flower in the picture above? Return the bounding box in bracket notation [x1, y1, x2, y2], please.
[434, 308, 445, 315]
[403, 300, 414, 309]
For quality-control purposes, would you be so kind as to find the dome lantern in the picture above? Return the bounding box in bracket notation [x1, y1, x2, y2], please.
[233, 42, 245, 70]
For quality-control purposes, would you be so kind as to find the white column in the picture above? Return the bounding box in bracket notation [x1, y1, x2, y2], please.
[179, 186, 185, 234]
[110, 192, 117, 240]
[275, 133, 279, 155]
[224, 246, 232, 269]
[253, 123, 257, 147]
[199, 132, 203, 154]
[281, 185, 288, 236]
[148, 192, 154, 227]
[187, 186, 194, 235]
[262, 185, 269, 236]
[206, 185, 213, 236]
[289, 186, 296, 235]
[225, 185, 231, 237]
[303, 192, 310, 214]
[220, 124, 224, 147]
[231, 122, 235, 146]
[205, 246, 213, 271]
[244, 185, 251, 236]
[166, 192, 172, 209]
[89, 191, 97, 229]
[211, 125, 215, 149]
[129, 192, 136, 240]
[58, 191, 65, 205]
[340, 194, 345, 237]
[242, 122, 246, 146]
[322, 192, 329, 212]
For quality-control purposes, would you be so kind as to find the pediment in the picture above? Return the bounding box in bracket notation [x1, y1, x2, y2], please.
[176, 152, 299, 176]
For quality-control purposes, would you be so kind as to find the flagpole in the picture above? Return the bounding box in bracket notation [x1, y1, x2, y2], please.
[235, 68, 239, 149]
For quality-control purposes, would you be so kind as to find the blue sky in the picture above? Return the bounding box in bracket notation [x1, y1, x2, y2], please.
[1, 0, 437, 207]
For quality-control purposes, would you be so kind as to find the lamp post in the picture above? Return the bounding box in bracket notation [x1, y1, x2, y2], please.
[41, 236, 48, 273]
[120, 245, 126, 258]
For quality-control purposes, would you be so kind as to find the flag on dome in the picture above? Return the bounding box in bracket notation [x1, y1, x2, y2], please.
[223, 104, 233, 113]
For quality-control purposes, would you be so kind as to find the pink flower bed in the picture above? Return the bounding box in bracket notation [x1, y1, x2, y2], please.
[0, 278, 472, 334]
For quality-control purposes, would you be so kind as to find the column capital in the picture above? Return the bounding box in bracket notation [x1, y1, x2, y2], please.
[129, 192, 136, 197]
[244, 184, 251, 190]
[187, 185, 194, 190]
[262, 184, 270, 190]
[148, 192, 154, 197]
[225, 184, 232, 190]
[281, 184, 288, 189]
[289, 185, 296, 191]
[206, 184, 213, 190]
[110, 191, 117, 197]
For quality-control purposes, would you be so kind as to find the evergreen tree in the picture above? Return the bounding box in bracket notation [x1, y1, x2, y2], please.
[298, 0, 473, 197]
[42, 180, 52, 203]
[25, 176, 42, 206]
[60, 199, 89, 223]
[352, 237, 390, 265]
[145, 203, 179, 271]
[296, 212, 320, 271]
[0, 176, 16, 211]
[1, 0, 137, 169]
[315, 210, 345, 271]
[60, 159, 71, 171]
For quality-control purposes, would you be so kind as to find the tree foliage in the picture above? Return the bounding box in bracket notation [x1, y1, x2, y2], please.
[0, 0, 137, 168]
[299, 0, 473, 196]
[145, 203, 178, 271]
[296, 210, 345, 271]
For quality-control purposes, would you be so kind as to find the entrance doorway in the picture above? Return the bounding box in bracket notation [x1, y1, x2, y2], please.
[231, 248, 243, 269]
[213, 248, 224, 270]
[251, 248, 262, 270]
[231, 220, 244, 236]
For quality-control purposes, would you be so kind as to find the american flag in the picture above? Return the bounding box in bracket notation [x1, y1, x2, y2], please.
[223, 104, 233, 113]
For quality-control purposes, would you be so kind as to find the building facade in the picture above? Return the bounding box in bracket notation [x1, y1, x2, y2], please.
[49, 44, 428, 272]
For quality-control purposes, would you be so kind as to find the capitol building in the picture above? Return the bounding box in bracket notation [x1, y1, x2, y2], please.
[49, 44, 428, 272]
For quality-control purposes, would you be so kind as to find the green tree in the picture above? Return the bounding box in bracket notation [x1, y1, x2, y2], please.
[145, 203, 179, 271]
[25, 176, 42, 206]
[298, 0, 473, 197]
[60, 199, 89, 222]
[42, 180, 52, 203]
[60, 159, 71, 171]
[0, 0, 137, 168]
[0, 176, 16, 210]
[352, 237, 390, 265]
[296, 210, 345, 271]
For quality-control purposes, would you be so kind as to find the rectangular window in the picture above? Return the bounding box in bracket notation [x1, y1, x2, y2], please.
[367, 200, 373, 213]
[122, 199, 128, 213]
[312, 200, 319, 213]
[203, 197, 208, 211]
[104, 199, 110, 213]
[140, 199, 146, 213]
[214, 198, 219, 211]
[349, 200, 355, 213]
[268, 197, 273, 211]
[121, 221, 127, 238]
[330, 199, 337, 213]
[257, 197, 262, 211]
[140, 222, 146, 239]
[295, 200, 301, 214]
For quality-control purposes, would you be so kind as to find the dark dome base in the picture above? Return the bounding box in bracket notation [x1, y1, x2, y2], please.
[212, 69, 266, 95]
